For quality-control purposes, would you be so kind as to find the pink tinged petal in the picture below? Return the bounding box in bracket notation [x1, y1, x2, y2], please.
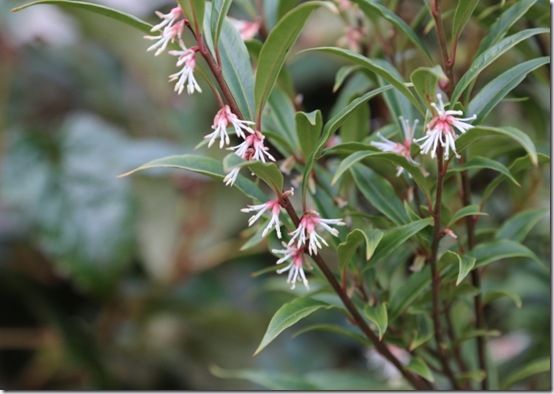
[223, 167, 240, 186]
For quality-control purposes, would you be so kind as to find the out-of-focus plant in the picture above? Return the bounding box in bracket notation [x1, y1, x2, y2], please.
[11, 0, 550, 390]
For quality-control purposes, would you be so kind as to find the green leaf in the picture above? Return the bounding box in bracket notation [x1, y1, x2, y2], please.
[11, 0, 152, 32]
[453, 252, 476, 286]
[371, 218, 433, 263]
[178, 0, 205, 31]
[210, 0, 233, 50]
[223, 154, 284, 192]
[471, 239, 539, 268]
[501, 357, 550, 389]
[363, 303, 388, 340]
[338, 227, 383, 268]
[483, 290, 522, 308]
[451, 28, 549, 104]
[211, 365, 318, 390]
[254, 297, 331, 355]
[351, 0, 432, 60]
[468, 57, 550, 123]
[496, 208, 547, 242]
[296, 110, 323, 158]
[264, 88, 298, 151]
[409, 314, 433, 350]
[475, 0, 537, 57]
[332, 150, 379, 185]
[340, 100, 370, 142]
[410, 66, 444, 108]
[302, 85, 392, 199]
[254, 1, 329, 122]
[447, 156, 520, 186]
[351, 165, 409, 225]
[333, 65, 362, 92]
[302, 47, 423, 113]
[447, 204, 487, 228]
[456, 126, 538, 166]
[451, 0, 479, 42]
[119, 154, 267, 201]
[204, 7, 256, 119]
[406, 357, 434, 383]
[293, 324, 368, 345]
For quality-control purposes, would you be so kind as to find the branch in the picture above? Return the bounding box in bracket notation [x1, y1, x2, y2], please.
[430, 0, 454, 95]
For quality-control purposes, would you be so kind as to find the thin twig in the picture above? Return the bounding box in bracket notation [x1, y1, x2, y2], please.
[430, 0, 454, 95]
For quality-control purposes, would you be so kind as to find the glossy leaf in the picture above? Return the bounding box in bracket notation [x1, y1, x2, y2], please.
[447, 204, 487, 228]
[496, 208, 547, 242]
[448, 156, 520, 186]
[351, 0, 432, 60]
[254, 1, 329, 122]
[296, 110, 323, 158]
[371, 218, 433, 263]
[293, 324, 368, 345]
[471, 239, 540, 268]
[410, 66, 444, 108]
[456, 126, 538, 166]
[338, 227, 383, 268]
[451, 0, 479, 42]
[333, 65, 362, 92]
[363, 303, 388, 340]
[254, 297, 331, 355]
[210, 0, 233, 49]
[451, 28, 549, 104]
[454, 252, 476, 286]
[483, 290, 522, 308]
[12, 0, 152, 32]
[119, 154, 267, 201]
[406, 357, 434, 383]
[468, 57, 550, 123]
[223, 154, 284, 192]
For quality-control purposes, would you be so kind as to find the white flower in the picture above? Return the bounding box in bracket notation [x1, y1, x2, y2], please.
[273, 244, 310, 290]
[144, 7, 184, 56]
[205, 105, 254, 148]
[415, 94, 476, 160]
[371, 116, 419, 176]
[223, 167, 240, 186]
[288, 210, 345, 255]
[230, 130, 275, 163]
[168, 47, 202, 95]
[241, 198, 284, 238]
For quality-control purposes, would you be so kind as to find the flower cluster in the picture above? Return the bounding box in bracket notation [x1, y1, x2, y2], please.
[144, 6, 201, 95]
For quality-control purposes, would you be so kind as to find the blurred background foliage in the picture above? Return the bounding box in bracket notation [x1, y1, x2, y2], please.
[0, 0, 550, 390]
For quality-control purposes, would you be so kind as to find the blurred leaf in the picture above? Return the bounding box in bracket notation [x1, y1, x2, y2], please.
[371, 218, 433, 263]
[303, 47, 424, 113]
[351, 0, 432, 60]
[211, 365, 317, 390]
[501, 358, 550, 389]
[293, 323, 368, 345]
[351, 165, 409, 224]
[447, 204, 487, 228]
[254, 297, 332, 355]
[410, 66, 444, 108]
[296, 110, 323, 158]
[475, 0, 537, 56]
[483, 290, 522, 308]
[338, 227, 383, 269]
[448, 156, 520, 186]
[456, 126, 538, 166]
[178, 0, 205, 31]
[120, 154, 267, 201]
[451, 27, 549, 104]
[254, 1, 329, 121]
[471, 239, 540, 268]
[12, 0, 152, 32]
[495, 208, 547, 242]
[453, 252, 476, 286]
[468, 57, 550, 123]
[406, 357, 434, 383]
[210, 0, 233, 50]
[264, 88, 298, 153]
[363, 302, 388, 340]
[333, 65, 362, 92]
[340, 100, 369, 142]
[409, 314, 433, 351]
[451, 0, 479, 42]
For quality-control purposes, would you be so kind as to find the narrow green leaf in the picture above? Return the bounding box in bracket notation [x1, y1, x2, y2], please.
[211, 0, 233, 50]
[301, 47, 423, 113]
[471, 239, 539, 268]
[410, 66, 444, 108]
[223, 154, 284, 192]
[364, 303, 388, 340]
[447, 156, 520, 186]
[255, 1, 330, 122]
[476, 0, 537, 56]
[119, 154, 266, 201]
[293, 324, 368, 345]
[454, 253, 476, 286]
[11, 0, 152, 32]
[296, 110, 323, 158]
[451, 0, 479, 42]
[338, 227, 383, 268]
[468, 57, 550, 123]
[332, 150, 380, 185]
[264, 88, 298, 150]
[456, 126, 538, 166]
[451, 28, 549, 104]
[254, 297, 331, 355]
[406, 357, 434, 383]
[351, 0, 432, 60]
[483, 290, 522, 308]
[333, 65, 362, 92]
[179, 0, 205, 31]
[447, 204, 487, 228]
[371, 218, 433, 263]
[496, 208, 547, 242]
[502, 357, 550, 389]
[409, 314, 433, 351]
[351, 165, 409, 225]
